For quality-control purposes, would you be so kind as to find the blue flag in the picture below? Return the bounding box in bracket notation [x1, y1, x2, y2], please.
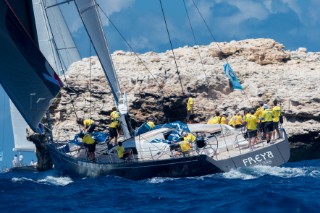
[223, 63, 243, 90]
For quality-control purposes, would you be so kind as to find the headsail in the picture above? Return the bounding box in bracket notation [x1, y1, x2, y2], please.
[32, 0, 81, 74]
[74, 0, 121, 103]
[0, 1, 63, 132]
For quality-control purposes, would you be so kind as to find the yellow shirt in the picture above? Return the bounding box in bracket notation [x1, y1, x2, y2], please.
[82, 134, 95, 145]
[228, 116, 236, 126]
[245, 114, 258, 130]
[207, 116, 221, 124]
[235, 115, 243, 125]
[262, 109, 273, 122]
[184, 133, 196, 142]
[254, 106, 264, 122]
[187, 97, 194, 111]
[116, 146, 125, 158]
[147, 121, 155, 129]
[109, 111, 120, 128]
[272, 106, 281, 122]
[83, 119, 94, 127]
[179, 141, 191, 152]
[220, 117, 227, 124]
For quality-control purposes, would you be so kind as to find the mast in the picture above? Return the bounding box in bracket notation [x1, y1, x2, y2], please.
[74, 0, 131, 138]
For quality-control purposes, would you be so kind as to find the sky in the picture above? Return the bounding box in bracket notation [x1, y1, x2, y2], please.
[1, 0, 320, 169]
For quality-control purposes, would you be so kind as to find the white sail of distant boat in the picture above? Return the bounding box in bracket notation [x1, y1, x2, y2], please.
[10, 102, 35, 152]
[1, 0, 81, 153]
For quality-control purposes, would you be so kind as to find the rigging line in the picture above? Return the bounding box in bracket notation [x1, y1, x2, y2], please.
[191, 0, 252, 106]
[89, 43, 92, 119]
[159, 0, 185, 95]
[0, 92, 5, 151]
[42, 2, 82, 132]
[44, 0, 81, 65]
[241, 90, 253, 108]
[191, 0, 223, 54]
[95, 4, 165, 92]
[40, 0, 60, 72]
[182, 0, 208, 83]
[44, 0, 73, 10]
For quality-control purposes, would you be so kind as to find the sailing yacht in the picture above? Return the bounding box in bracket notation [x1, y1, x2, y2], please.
[0, 0, 290, 180]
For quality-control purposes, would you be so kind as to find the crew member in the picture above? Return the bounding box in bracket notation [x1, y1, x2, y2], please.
[179, 135, 192, 157]
[261, 104, 274, 143]
[186, 96, 194, 121]
[146, 117, 155, 130]
[80, 132, 96, 162]
[272, 100, 282, 141]
[229, 111, 243, 128]
[83, 118, 95, 133]
[220, 113, 228, 124]
[107, 107, 120, 148]
[115, 142, 132, 160]
[207, 112, 221, 124]
[244, 109, 259, 150]
[254, 101, 264, 141]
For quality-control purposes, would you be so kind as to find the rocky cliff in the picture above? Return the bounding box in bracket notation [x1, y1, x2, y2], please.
[50, 38, 320, 162]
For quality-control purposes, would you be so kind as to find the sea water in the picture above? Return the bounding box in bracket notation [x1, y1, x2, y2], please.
[0, 160, 319, 213]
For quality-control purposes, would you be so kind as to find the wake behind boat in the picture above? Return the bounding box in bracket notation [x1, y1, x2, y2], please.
[47, 122, 290, 180]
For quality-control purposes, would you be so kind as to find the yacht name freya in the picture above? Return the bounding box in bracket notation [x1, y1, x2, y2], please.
[242, 151, 274, 166]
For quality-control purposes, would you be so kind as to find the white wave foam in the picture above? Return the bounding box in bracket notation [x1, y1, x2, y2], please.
[11, 175, 73, 186]
[11, 177, 34, 183]
[222, 165, 320, 180]
[222, 169, 257, 180]
[252, 165, 306, 178]
[37, 176, 73, 186]
[147, 177, 176, 183]
[310, 170, 320, 178]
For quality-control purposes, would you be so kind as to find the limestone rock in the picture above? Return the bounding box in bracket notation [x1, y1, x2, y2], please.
[49, 38, 320, 161]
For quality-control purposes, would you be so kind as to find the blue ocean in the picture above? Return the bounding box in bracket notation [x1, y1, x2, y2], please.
[1, 160, 319, 213]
